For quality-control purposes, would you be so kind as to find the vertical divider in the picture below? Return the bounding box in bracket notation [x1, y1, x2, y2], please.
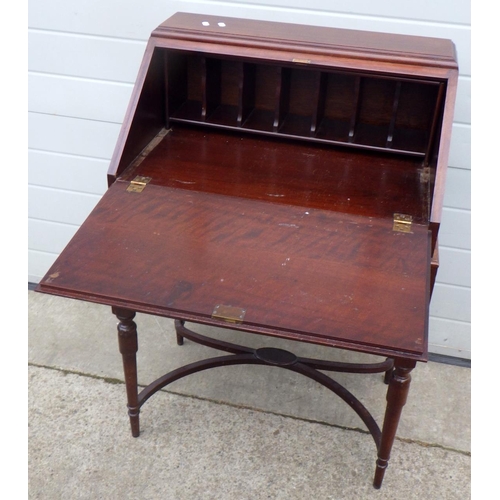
[424, 82, 446, 165]
[273, 67, 290, 133]
[348, 76, 362, 143]
[311, 72, 327, 136]
[164, 51, 187, 126]
[202, 57, 221, 121]
[386, 81, 402, 148]
[163, 51, 170, 128]
[238, 63, 256, 127]
[201, 56, 209, 121]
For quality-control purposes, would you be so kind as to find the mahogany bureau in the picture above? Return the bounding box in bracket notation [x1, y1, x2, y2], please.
[36, 12, 458, 488]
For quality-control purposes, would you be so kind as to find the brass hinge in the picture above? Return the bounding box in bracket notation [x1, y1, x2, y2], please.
[127, 176, 152, 193]
[393, 213, 413, 233]
[212, 304, 246, 324]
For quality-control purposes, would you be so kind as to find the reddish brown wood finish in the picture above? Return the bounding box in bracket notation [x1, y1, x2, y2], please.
[109, 13, 458, 243]
[113, 307, 140, 437]
[39, 174, 430, 359]
[121, 125, 430, 221]
[374, 358, 416, 488]
[36, 13, 459, 489]
[154, 13, 457, 69]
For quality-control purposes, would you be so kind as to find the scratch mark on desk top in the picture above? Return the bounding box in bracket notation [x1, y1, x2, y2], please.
[172, 179, 197, 185]
[46, 271, 60, 282]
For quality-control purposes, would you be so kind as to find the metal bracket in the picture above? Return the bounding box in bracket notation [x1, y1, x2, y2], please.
[393, 213, 413, 233]
[127, 176, 152, 193]
[212, 304, 246, 324]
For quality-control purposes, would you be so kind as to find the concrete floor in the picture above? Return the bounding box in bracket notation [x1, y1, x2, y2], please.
[28, 290, 470, 499]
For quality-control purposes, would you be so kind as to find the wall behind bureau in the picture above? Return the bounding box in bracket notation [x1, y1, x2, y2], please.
[28, 0, 471, 359]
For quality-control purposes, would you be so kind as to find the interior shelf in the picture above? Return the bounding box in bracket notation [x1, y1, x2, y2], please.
[165, 50, 444, 158]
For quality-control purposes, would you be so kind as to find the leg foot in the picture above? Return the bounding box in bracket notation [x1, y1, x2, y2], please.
[113, 307, 141, 437]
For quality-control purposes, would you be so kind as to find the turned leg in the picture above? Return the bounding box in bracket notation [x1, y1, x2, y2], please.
[113, 307, 140, 437]
[373, 358, 416, 488]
